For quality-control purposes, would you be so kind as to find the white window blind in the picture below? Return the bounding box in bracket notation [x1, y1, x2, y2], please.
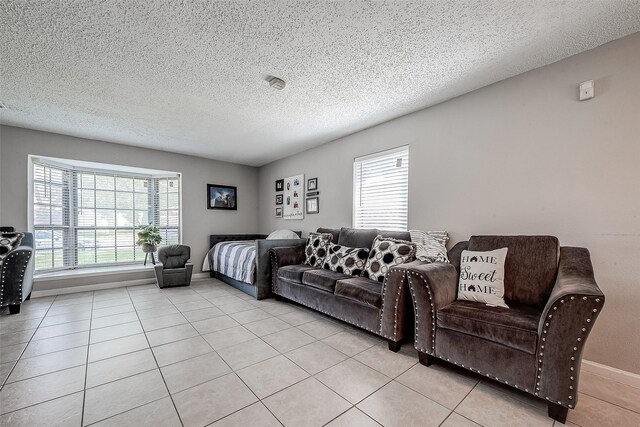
[32, 158, 180, 271]
[353, 146, 409, 231]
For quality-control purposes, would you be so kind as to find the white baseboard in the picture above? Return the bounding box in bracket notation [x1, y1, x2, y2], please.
[32, 272, 213, 298]
[31, 278, 156, 298]
[581, 359, 640, 389]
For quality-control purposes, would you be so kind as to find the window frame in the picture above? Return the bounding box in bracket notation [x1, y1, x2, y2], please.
[352, 145, 409, 231]
[28, 156, 182, 272]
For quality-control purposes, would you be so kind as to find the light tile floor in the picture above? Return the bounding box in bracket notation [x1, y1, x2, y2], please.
[0, 278, 638, 426]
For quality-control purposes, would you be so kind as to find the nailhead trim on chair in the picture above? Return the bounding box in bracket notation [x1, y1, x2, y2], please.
[378, 269, 406, 340]
[1, 252, 30, 305]
[535, 295, 604, 408]
[406, 270, 436, 355]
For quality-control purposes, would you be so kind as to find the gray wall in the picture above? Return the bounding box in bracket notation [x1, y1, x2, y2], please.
[0, 126, 259, 283]
[258, 33, 640, 374]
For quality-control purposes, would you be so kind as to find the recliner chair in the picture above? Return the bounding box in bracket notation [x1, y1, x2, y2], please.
[406, 235, 604, 424]
[154, 245, 193, 288]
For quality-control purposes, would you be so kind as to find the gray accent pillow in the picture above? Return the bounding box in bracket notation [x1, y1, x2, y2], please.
[409, 230, 449, 263]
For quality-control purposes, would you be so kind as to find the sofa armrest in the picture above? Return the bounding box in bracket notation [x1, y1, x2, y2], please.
[379, 262, 420, 343]
[255, 239, 305, 299]
[0, 247, 34, 306]
[269, 245, 306, 293]
[536, 247, 604, 409]
[406, 261, 459, 355]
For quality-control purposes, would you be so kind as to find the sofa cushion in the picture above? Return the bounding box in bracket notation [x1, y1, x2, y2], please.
[468, 236, 559, 308]
[302, 269, 350, 293]
[334, 277, 383, 309]
[0, 232, 25, 265]
[278, 265, 318, 282]
[304, 232, 333, 268]
[437, 300, 541, 354]
[337, 227, 411, 249]
[323, 243, 369, 276]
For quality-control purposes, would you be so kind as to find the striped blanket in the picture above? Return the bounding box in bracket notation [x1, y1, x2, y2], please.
[207, 241, 256, 284]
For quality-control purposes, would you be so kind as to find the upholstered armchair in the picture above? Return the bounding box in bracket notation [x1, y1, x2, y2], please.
[406, 236, 604, 423]
[1, 231, 35, 314]
[154, 245, 193, 288]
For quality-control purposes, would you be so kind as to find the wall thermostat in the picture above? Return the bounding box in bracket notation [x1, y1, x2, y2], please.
[579, 80, 594, 101]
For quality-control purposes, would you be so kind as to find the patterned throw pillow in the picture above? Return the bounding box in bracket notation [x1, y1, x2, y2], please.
[362, 235, 417, 283]
[323, 243, 369, 276]
[457, 248, 509, 308]
[409, 230, 449, 263]
[0, 232, 24, 266]
[304, 232, 333, 268]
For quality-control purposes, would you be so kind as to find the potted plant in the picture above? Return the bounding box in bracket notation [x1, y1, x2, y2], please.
[137, 225, 162, 254]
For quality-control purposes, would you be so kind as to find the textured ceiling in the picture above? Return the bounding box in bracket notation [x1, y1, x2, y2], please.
[1, 1, 639, 166]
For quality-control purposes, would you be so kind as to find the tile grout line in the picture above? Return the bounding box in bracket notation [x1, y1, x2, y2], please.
[127, 284, 186, 427]
[79, 290, 96, 427]
[0, 295, 56, 391]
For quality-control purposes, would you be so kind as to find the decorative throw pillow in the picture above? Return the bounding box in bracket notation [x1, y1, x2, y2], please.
[304, 232, 333, 268]
[409, 230, 449, 263]
[362, 235, 416, 283]
[0, 232, 24, 265]
[457, 248, 509, 308]
[266, 229, 300, 240]
[323, 243, 369, 276]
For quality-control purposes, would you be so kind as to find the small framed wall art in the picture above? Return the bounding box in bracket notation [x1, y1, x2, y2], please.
[275, 179, 284, 192]
[306, 197, 319, 214]
[275, 207, 283, 218]
[207, 184, 237, 210]
[307, 177, 318, 191]
[275, 194, 283, 205]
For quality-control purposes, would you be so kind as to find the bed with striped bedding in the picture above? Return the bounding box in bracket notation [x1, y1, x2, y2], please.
[206, 240, 257, 283]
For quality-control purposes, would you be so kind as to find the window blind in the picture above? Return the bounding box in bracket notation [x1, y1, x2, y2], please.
[32, 158, 180, 271]
[353, 146, 409, 231]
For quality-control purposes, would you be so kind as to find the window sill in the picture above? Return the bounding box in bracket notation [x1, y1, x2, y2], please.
[34, 264, 155, 282]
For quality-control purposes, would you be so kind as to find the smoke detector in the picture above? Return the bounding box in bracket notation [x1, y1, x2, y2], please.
[268, 77, 286, 90]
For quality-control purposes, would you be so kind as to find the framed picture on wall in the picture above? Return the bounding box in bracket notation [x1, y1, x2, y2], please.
[275, 194, 283, 205]
[283, 174, 304, 220]
[275, 207, 283, 217]
[207, 184, 237, 210]
[307, 177, 318, 191]
[275, 179, 284, 192]
[306, 197, 319, 214]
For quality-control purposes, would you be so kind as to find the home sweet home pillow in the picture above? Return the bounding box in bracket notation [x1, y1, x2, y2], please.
[457, 248, 509, 308]
[304, 232, 333, 268]
[323, 243, 369, 276]
[362, 236, 416, 283]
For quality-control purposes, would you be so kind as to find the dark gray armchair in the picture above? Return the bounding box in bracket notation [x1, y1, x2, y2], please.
[1, 231, 35, 314]
[154, 245, 193, 288]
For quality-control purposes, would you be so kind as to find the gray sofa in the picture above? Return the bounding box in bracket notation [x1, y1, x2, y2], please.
[270, 227, 416, 351]
[1, 231, 35, 314]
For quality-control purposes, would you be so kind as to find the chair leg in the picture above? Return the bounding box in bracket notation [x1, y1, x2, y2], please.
[417, 351, 434, 367]
[144, 253, 148, 266]
[9, 304, 21, 314]
[26, 292, 32, 301]
[387, 339, 402, 352]
[548, 402, 568, 424]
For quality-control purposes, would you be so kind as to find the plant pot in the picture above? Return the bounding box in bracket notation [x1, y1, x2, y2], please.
[142, 243, 157, 253]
